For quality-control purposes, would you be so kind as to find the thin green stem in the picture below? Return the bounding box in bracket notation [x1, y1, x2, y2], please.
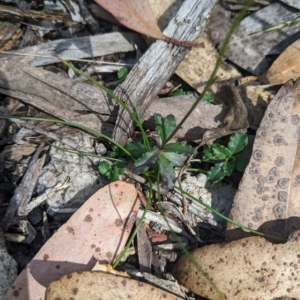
[161, 0, 255, 147]
[175, 186, 286, 242]
[0, 114, 133, 159]
[61, 60, 150, 149]
[175, 167, 207, 173]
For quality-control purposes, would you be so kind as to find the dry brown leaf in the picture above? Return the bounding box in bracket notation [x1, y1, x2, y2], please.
[45, 271, 182, 300]
[94, 0, 199, 47]
[149, 0, 183, 30]
[226, 78, 300, 241]
[4, 181, 140, 300]
[176, 36, 241, 93]
[173, 229, 300, 300]
[200, 85, 249, 144]
[259, 39, 300, 85]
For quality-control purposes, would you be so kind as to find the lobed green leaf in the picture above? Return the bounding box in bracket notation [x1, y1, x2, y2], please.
[207, 162, 226, 184]
[212, 144, 232, 160]
[154, 114, 176, 146]
[163, 142, 194, 155]
[223, 156, 236, 176]
[162, 152, 187, 167]
[98, 161, 111, 176]
[158, 154, 176, 190]
[133, 149, 161, 174]
[202, 145, 220, 161]
[125, 141, 147, 157]
[228, 133, 248, 155]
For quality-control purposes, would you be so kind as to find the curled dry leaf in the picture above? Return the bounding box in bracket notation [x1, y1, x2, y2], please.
[226, 78, 300, 241]
[45, 271, 182, 300]
[239, 39, 300, 85]
[93, 0, 200, 47]
[201, 85, 249, 145]
[259, 39, 300, 85]
[173, 230, 300, 300]
[4, 181, 140, 300]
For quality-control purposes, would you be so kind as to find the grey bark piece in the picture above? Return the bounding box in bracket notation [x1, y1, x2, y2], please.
[60, 0, 84, 23]
[281, 0, 300, 9]
[112, 0, 218, 146]
[137, 222, 152, 273]
[0, 3, 67, 22]
[1, 142, 46, 231]
[0, 59, 226, 141]
[0, 21, 20, 48]
[0, 60, 114, 132]
[207, 2, 300, 76]
[5, 32, 140, 66]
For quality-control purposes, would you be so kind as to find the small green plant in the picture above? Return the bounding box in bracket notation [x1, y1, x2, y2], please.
[98, 113, 194, 189]
[202, 132, 249, 184]
[202, 93, 214, 103]
[170, 88, 193, 97]
[117, 67, 128, 83]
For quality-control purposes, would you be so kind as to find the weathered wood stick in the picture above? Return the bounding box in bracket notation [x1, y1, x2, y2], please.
[0, 60, 225, 141]
[112, 0, 218, 146]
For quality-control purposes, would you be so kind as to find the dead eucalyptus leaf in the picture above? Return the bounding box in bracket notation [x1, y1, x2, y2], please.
[200, 85, 249, 145]
[259, 39, 300, 85]
[4, 181, 140, 300]
[173, 230, 300, 300]
[45, 271, 182, 300]
[226, 78, 300, 241]
[93, 0, 199, 47]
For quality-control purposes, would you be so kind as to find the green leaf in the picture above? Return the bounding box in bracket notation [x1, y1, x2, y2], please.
[117, 67, 128, 82]
[212, 144, 232, 160]
[98, 161, 119, 181]
[223, 156, 236, 176]
[109, 144, 120, 158]
[235, 156, 250, 172]
[125, 141, 147, 157]
[202, 145, 220, 161]
[162, 152, 187, 167]
[164, 142, 194, 155]
[98, 161, 111, 176]
[170, 88, 193, 97]
[154, 114, 176, 146]
[133, 149, 161, 174]
[171, 88, 186, 96]
[113, 158, 126, 175]
[158, 154, 176, 190]
[228, 133, 248, 155]
[202, 93, 214, 103]
[109, 171, 120, 181]
[207, 162, 226, 184]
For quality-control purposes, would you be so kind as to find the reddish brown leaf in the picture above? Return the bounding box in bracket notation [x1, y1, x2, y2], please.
[93, 0, 199, 47]
[4, 181, 140, 300]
